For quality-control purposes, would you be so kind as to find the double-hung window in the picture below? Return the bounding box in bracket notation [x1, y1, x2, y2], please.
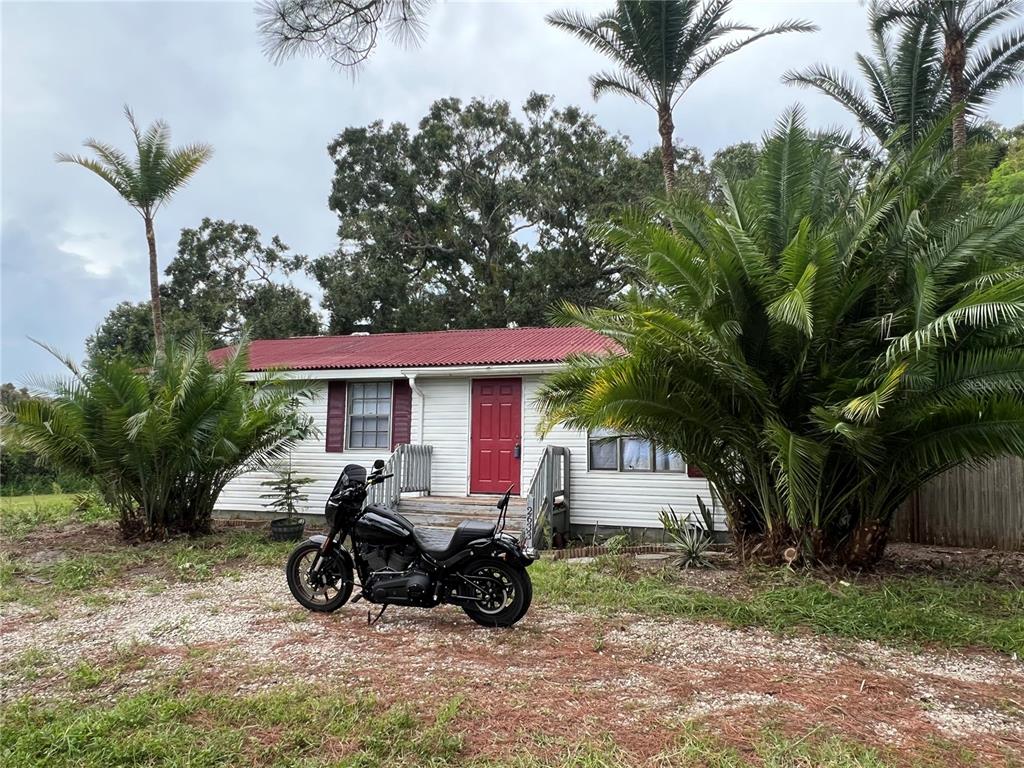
[347, 381, 392, 449]
[588, 428, 686, 473]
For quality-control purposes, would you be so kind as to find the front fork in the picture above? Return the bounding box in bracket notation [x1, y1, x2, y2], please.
[308, 526, 342, 580]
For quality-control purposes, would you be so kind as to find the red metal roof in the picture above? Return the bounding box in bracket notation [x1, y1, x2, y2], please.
[210, 327, 615, 372]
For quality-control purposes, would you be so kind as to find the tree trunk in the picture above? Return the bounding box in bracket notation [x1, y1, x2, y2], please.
[658, 104, 676, 193]
[144, 214, 165, 351]
[944, 27, 967, 155]
[842, 517, 892, 570]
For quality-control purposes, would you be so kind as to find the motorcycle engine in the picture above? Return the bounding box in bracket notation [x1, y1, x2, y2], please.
[363, 563, 434, 606]
[357, 541, 416, 572]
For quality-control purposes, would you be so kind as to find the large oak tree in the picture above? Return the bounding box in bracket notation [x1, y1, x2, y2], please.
[313, 94, 664, 333]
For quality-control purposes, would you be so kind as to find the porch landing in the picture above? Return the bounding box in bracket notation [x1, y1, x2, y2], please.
[398, 495, 526, 532]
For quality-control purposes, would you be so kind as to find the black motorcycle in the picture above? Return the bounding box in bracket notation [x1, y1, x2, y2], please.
[285, 459, 537, 627]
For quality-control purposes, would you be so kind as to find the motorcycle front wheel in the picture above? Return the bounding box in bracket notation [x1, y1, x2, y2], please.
[458, 557, 532, 628]
[286, 541, 354, 613]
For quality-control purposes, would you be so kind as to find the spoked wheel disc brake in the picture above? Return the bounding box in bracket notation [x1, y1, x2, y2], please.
[296, 549, 347, 606]
[463, 565, 515, 615]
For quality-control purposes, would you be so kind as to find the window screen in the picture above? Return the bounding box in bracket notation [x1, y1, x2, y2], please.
[348, 381, 392, 449]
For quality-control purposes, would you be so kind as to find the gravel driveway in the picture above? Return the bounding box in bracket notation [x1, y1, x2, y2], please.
[2, 565, 1022, 765]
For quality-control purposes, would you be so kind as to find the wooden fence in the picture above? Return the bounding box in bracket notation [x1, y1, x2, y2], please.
[892, 457, 1024, 551]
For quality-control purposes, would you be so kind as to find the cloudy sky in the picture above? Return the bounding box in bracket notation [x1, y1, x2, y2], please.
[2, 0, 1021, 383]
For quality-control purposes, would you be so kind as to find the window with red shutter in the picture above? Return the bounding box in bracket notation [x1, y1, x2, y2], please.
[391, 379, 412, 449]
[325, 381, 346, 453]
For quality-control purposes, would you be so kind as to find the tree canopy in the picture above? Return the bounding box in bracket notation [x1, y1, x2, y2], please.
[87, 219, 318, 361]
[313, 94, 664, 333]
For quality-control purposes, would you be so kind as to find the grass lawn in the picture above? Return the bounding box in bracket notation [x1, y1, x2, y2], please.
[0, 493, 293, 605]
[530, 556, 1024, 656]
[0, 493, 115, 537]
[2, 494, 1022, 767]
[2, 494, 1021, 655]
[0, 684, 907, 768]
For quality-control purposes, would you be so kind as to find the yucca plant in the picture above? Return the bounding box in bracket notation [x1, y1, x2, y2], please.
[659, 504, 713, 569]
[539, 108, 1024, 568]
[1, 336, 313, 538]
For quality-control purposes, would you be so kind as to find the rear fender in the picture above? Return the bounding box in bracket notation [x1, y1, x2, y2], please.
[440, 536, 533, 569]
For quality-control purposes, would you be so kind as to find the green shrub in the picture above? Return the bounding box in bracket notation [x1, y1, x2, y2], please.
[1, 336, 314, 538]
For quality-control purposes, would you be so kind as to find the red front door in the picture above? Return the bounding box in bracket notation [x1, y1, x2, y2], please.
[470, 378, 522, 495]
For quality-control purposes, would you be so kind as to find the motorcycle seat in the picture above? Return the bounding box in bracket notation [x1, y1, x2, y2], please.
[414, 520, 496, 560]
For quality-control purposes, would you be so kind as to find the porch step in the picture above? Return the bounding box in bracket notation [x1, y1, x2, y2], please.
[397, 495, 526, 531]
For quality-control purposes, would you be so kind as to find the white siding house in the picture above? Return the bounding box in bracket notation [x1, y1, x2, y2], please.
[214, 328, 718, 536]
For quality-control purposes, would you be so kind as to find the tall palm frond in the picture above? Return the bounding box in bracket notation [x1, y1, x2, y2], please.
[548, 1, 816, 191]
[871, 0, 1024, 150]
[784, 8, 948, 151]
[57, 107, 212, 349]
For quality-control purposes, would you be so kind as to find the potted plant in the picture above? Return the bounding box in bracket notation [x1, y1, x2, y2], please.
[262, 466, 315, 541]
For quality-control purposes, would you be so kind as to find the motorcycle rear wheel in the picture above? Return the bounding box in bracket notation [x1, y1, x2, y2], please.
[458, 558, 532, 628]
[286, 541, 353, 613]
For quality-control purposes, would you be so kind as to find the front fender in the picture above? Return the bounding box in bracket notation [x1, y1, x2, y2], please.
[302, 536, 355, 572]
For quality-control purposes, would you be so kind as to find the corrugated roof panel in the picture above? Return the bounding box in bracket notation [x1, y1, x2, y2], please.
[210, 326, 615, 372]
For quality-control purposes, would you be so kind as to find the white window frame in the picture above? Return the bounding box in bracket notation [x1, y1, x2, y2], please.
[587, 430, 687, 474]
[347, 381, 393, 450]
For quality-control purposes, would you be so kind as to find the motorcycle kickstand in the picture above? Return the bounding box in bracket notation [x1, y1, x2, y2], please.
[367, 604, 388, 627]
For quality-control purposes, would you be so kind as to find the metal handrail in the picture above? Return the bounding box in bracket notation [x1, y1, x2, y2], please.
[367, 443, 433, 509]
[524, 446, 570, 550]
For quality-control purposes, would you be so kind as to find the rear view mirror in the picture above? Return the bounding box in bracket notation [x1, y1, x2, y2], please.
[372, 459, 386, 470]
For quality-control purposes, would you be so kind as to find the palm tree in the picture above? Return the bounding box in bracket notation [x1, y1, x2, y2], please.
[538, 109, 1024, 567]
[873, 0, 1024, 152]
[784, 9, 948, 150]
[2, 336, 313, 537]
[546, 1, 816, 192]
[57, 107, 213, 350]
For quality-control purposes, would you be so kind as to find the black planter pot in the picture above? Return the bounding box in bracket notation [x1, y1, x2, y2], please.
[270, 517, 306, 542]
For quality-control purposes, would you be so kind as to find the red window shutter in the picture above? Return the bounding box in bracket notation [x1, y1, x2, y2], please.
[687, 463, 705, 478]
[391, 379, 412, 449]
[325, 381, 347, 453]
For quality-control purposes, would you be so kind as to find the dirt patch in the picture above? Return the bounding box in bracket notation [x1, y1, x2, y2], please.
[878, 543, 1024, 587]
[3, 564, 1022, 766]
[1, 520, 123, 558]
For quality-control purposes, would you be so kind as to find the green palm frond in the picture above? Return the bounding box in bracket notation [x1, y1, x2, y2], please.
[538, 110, 1024, 566]
[868, 0, 1023, 149]
[4, 336, 312, 535]
[964, 28, 1024, 106]
[57, 105, 212, 216]
[590, 69, 654, 106]
[549, 0, 814, 189]
[685, 19, 818, 96]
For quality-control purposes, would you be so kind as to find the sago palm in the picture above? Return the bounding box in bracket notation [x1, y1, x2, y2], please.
[2, 336, 312, 537]
[538, 109, 1024, 567]
[547, 0, 815, 192]
[873, 0, 1024, 152]
[57, 107, 213, 350]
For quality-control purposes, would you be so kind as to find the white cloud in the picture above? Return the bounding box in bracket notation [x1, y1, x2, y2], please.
[55, 218, 139, 278]
[1, 0, 1022, 382]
